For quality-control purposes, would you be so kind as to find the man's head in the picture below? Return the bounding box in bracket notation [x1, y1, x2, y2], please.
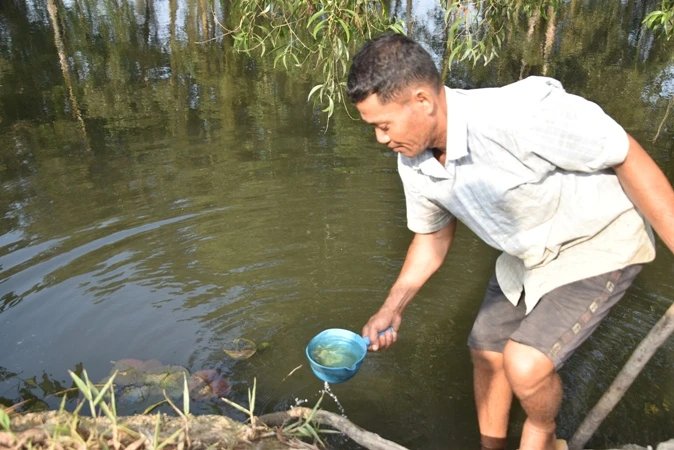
[347, 33, 441, 104]
[347, 33, 446, 159]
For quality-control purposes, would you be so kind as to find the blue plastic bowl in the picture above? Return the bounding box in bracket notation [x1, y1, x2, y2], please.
[305, 328, 370, 384]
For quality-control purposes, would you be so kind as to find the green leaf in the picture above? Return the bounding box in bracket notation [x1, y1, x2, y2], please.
[98, 401, 115, 421]
[221, 397, 252, 416]
[182, 373, 190, 416]
[143, 400, 169, 414]
[93, 371, 116, 406]
[307, 83, 324, 101]
[311, 20, 326, 39]
[249, 377, 256, 419]
[306, 8, 326, 29]
[321, 96, 335, 114]
[337, 18, 351, 42]
[69, 370, 92, 402]
[273, 50, 286, 68]
[0, 408, 10, 432]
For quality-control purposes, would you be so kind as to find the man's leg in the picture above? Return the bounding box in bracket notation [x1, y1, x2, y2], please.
[468, 265, 642, 450]
[503, 341, 561, 450]
[472, 349, 513, 450]
[504, 264, 643, 450]
[469, 275, 526, 449]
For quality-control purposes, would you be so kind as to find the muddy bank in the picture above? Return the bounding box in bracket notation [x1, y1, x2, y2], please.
[0, 409, 672, 450]
[1, 410, 288, 449]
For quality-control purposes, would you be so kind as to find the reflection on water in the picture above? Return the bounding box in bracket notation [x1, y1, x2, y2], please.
[1, 1, 673, 449]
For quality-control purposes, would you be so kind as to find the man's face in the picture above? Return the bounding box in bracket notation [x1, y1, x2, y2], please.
[355, 89, 435, 158]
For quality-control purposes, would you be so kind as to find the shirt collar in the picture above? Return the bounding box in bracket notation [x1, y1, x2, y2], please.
[414, 151, 450, 178]
[444, 86, 468, 161]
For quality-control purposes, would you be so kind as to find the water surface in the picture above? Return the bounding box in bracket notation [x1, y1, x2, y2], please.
[1, 1, 673, 449]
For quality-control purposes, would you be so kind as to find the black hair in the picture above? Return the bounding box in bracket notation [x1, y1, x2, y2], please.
[346, 33, 441, 104]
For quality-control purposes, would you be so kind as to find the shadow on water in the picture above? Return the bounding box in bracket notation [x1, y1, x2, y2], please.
[0, 0, 673, 449]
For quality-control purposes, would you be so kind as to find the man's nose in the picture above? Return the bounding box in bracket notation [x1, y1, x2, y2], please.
[374, 128, 390, 145]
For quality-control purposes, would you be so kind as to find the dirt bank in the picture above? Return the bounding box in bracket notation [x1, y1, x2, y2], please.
[1, 409, 672, 450]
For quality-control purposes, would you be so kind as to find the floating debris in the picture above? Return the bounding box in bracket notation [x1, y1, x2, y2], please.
[257, 341, 271, 352]
[223, 338, 257, 360]
[188, 369, 231, 400]
[103, 359, 230, 410]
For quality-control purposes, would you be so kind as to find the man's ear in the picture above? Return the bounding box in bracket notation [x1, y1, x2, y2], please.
[412, 87, 436, 114]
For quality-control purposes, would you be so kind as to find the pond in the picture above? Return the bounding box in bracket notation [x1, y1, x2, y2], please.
[0, 1, 673, 449]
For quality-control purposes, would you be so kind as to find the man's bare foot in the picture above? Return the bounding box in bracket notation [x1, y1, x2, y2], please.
[518, 419, 556, 450]
[517, 439, 568, 450]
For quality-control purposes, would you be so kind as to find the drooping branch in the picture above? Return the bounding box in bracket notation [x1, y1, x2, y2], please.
[652, 94, 673, 143]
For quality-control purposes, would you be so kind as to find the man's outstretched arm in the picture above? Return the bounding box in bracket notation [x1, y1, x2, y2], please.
[614, 134, 674, 254]
[363, 220, 457, 350]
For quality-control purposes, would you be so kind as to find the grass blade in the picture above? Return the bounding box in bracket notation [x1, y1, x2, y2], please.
[182, 373, 190, 416]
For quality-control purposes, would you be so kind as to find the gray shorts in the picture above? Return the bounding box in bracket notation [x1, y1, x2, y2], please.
[467, 265, 642, 369]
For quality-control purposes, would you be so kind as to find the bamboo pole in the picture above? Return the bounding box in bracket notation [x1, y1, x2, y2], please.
[569, 302, 674, 450]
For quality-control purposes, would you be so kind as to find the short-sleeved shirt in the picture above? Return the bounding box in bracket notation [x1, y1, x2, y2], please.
[398, 76, 655, 313]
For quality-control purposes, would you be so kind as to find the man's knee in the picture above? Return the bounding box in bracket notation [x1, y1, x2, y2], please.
[471, 348, 505, 372]
[503, 340, 556, 398]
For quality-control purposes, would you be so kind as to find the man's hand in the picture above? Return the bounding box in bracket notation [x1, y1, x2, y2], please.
[362, 307, 400, 351]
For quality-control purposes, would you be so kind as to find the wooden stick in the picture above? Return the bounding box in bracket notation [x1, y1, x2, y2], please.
[569, 302, 674, 450]
[259, 407, 410, 450]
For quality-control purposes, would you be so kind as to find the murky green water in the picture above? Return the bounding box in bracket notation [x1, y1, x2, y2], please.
[1, 1, 673, 449]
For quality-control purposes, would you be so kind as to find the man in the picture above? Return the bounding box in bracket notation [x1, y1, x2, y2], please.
[347, 33, 674, 450]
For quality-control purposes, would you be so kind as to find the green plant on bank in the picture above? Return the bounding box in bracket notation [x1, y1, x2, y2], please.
[0, 370, 193, 449]
[643, 0, 674, 39]
[221, 377, 334, 446]
[221, 376, 258, 425]
[280, 392, 335, 446]
[0, 407, 10, 432]
[68, 369, 191, 448]
[218, 0, 403, 121]
[68, 370, 117, 420]
[1, 371, 332, 449]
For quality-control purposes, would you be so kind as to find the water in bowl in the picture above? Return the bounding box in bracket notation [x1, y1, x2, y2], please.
[310, 341, 360, 368]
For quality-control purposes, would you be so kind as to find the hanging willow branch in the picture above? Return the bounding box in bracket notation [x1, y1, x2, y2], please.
[216, 0, 404, 122]
[217, 0, 566, 122]
[440, 0, 561, 80]
[652, 94, 673, 143]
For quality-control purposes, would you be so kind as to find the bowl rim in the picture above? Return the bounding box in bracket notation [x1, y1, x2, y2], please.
[305, 328, 368, 371]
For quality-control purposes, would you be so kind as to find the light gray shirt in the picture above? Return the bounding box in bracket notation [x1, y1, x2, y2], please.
[398, 76, 655, 313]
